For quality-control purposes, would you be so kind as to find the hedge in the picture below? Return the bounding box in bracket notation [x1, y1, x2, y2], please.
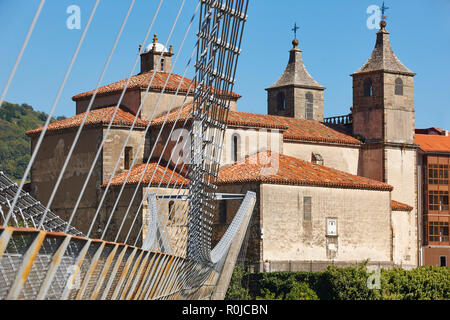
[225, 264, 450, 300]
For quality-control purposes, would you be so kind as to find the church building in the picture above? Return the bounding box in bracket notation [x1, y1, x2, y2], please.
[26, 20, 449, 271]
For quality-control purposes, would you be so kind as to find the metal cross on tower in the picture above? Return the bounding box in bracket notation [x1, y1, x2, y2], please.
[381, 2, 389, 20]
[292, 23, 300, 40]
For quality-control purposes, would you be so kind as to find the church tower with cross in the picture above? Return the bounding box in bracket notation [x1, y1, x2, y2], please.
[351, 20, 416, 146]
[352, 19, 418, 265]
[266, 24, 325, 121]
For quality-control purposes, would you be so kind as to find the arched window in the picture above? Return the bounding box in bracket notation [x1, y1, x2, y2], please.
[363, 78, 373, 97]
[231, 134, 239, 162]
[395, 78, 403, 96]
[305, 92, 314, 120]
[277, 92, 286, 111]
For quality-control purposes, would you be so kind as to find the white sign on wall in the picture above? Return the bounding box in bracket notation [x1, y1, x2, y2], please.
[327, 218, 338, 236]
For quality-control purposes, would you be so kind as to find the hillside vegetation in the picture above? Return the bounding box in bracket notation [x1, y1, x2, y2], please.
[0, 101, 65, 181]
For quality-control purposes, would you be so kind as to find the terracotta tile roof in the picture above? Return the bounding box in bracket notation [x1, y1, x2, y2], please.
[415, 134, 450, 153]
[72, 71, 241, 101]
[217, 152, 393, 191]
[274, 116, 361, 145]
[391, 200, 413, 212]
[151, 104, 289, 130]
[106, 162, 188, 187]
[415, 127, 446, 135]
[152, 105, 361, 145]
[26, 107, 148, 136]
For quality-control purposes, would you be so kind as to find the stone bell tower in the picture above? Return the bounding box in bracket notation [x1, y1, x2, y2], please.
[351, 20, 416, 145]
[353, 20, 418, 266]
[266, 37, 325, 121]
[140, 34, 174, 73]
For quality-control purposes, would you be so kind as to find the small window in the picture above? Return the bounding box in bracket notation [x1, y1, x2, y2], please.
[219, 201, 227, 224]
[231, 134, 239, 162]
[277, 92, 286, 111]
[303, 197, 312, 222]
[312, 153, 324, 165]
[363, 78, 373, 97]
[440, 256, 447, 267]
[161, 59, 165, 72]
[124, 147, 133, 170]
[305, 92, 314, 120]
[395, 78, 403, 96]
[168, 201, 175, 221]
[327, 218, 338, 236]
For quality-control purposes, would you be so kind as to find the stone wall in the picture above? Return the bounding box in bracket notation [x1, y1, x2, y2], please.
[75, 90, 141, 115]
[267, 87, 324, 121]
[385, 146, 418, 266]
[358, 144, 384, 181]
[30, 128, 103, 235]
[101, 184, 144, 245]
[143, 187, 189, 256]
[383, 73, 415, 144]
[284, 141, 360, 175]
[102, 128, 145, 183]
[214, 184, 262, 264]
[260, 184, 393, 264]
[391, 209, 416, 267]
[221, 127, 284, 166]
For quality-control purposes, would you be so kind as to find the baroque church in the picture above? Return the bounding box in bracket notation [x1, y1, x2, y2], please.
[26, 20, 450, 271]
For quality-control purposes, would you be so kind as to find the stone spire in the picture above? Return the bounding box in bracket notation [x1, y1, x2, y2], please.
[268, 39, 324, 90]
[354, 21, 415, 75]
[266, 37, 325, 121]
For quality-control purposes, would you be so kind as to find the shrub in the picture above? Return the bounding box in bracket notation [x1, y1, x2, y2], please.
[285, 281, 319, 300]
[236, 264, 449, 300]
[225, 266, 251, 300]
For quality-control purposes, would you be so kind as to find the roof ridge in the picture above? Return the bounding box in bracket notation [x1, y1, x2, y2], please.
[26, 106, 148, 136]
[72, 71, 241, 101]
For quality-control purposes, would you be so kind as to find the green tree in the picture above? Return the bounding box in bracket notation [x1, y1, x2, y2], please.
[0, 101, 65, 181]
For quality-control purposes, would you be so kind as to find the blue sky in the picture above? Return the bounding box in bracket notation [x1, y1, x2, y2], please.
[0, 0, 449, 129]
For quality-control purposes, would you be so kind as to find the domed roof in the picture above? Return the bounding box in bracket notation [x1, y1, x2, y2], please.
[143, 42, 168, 54]
[142, 34, 169, 54]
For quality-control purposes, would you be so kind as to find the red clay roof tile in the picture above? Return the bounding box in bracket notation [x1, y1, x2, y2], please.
[26, 107, 148, 136]
[152, 104, 361, 145]
[106, 162, 188, 187]
[391, 200, 413, 211]
[217, 152, 393, 191]
[415, 134, 450, 153]
[72, 72, 241, 101]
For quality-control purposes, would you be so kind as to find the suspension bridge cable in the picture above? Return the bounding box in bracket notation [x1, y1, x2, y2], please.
[38, 0, 136, 229]
[63, 0, 165, 233]
[87, 0, 189, 238]
[5, 0, 101, 227]
[0, 0, 46, 108]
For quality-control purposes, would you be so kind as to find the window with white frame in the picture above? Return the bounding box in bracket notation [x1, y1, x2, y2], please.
[327, 218, 338, 236]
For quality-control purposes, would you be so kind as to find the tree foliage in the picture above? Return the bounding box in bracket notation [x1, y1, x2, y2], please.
[0, 101, 61, 181]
